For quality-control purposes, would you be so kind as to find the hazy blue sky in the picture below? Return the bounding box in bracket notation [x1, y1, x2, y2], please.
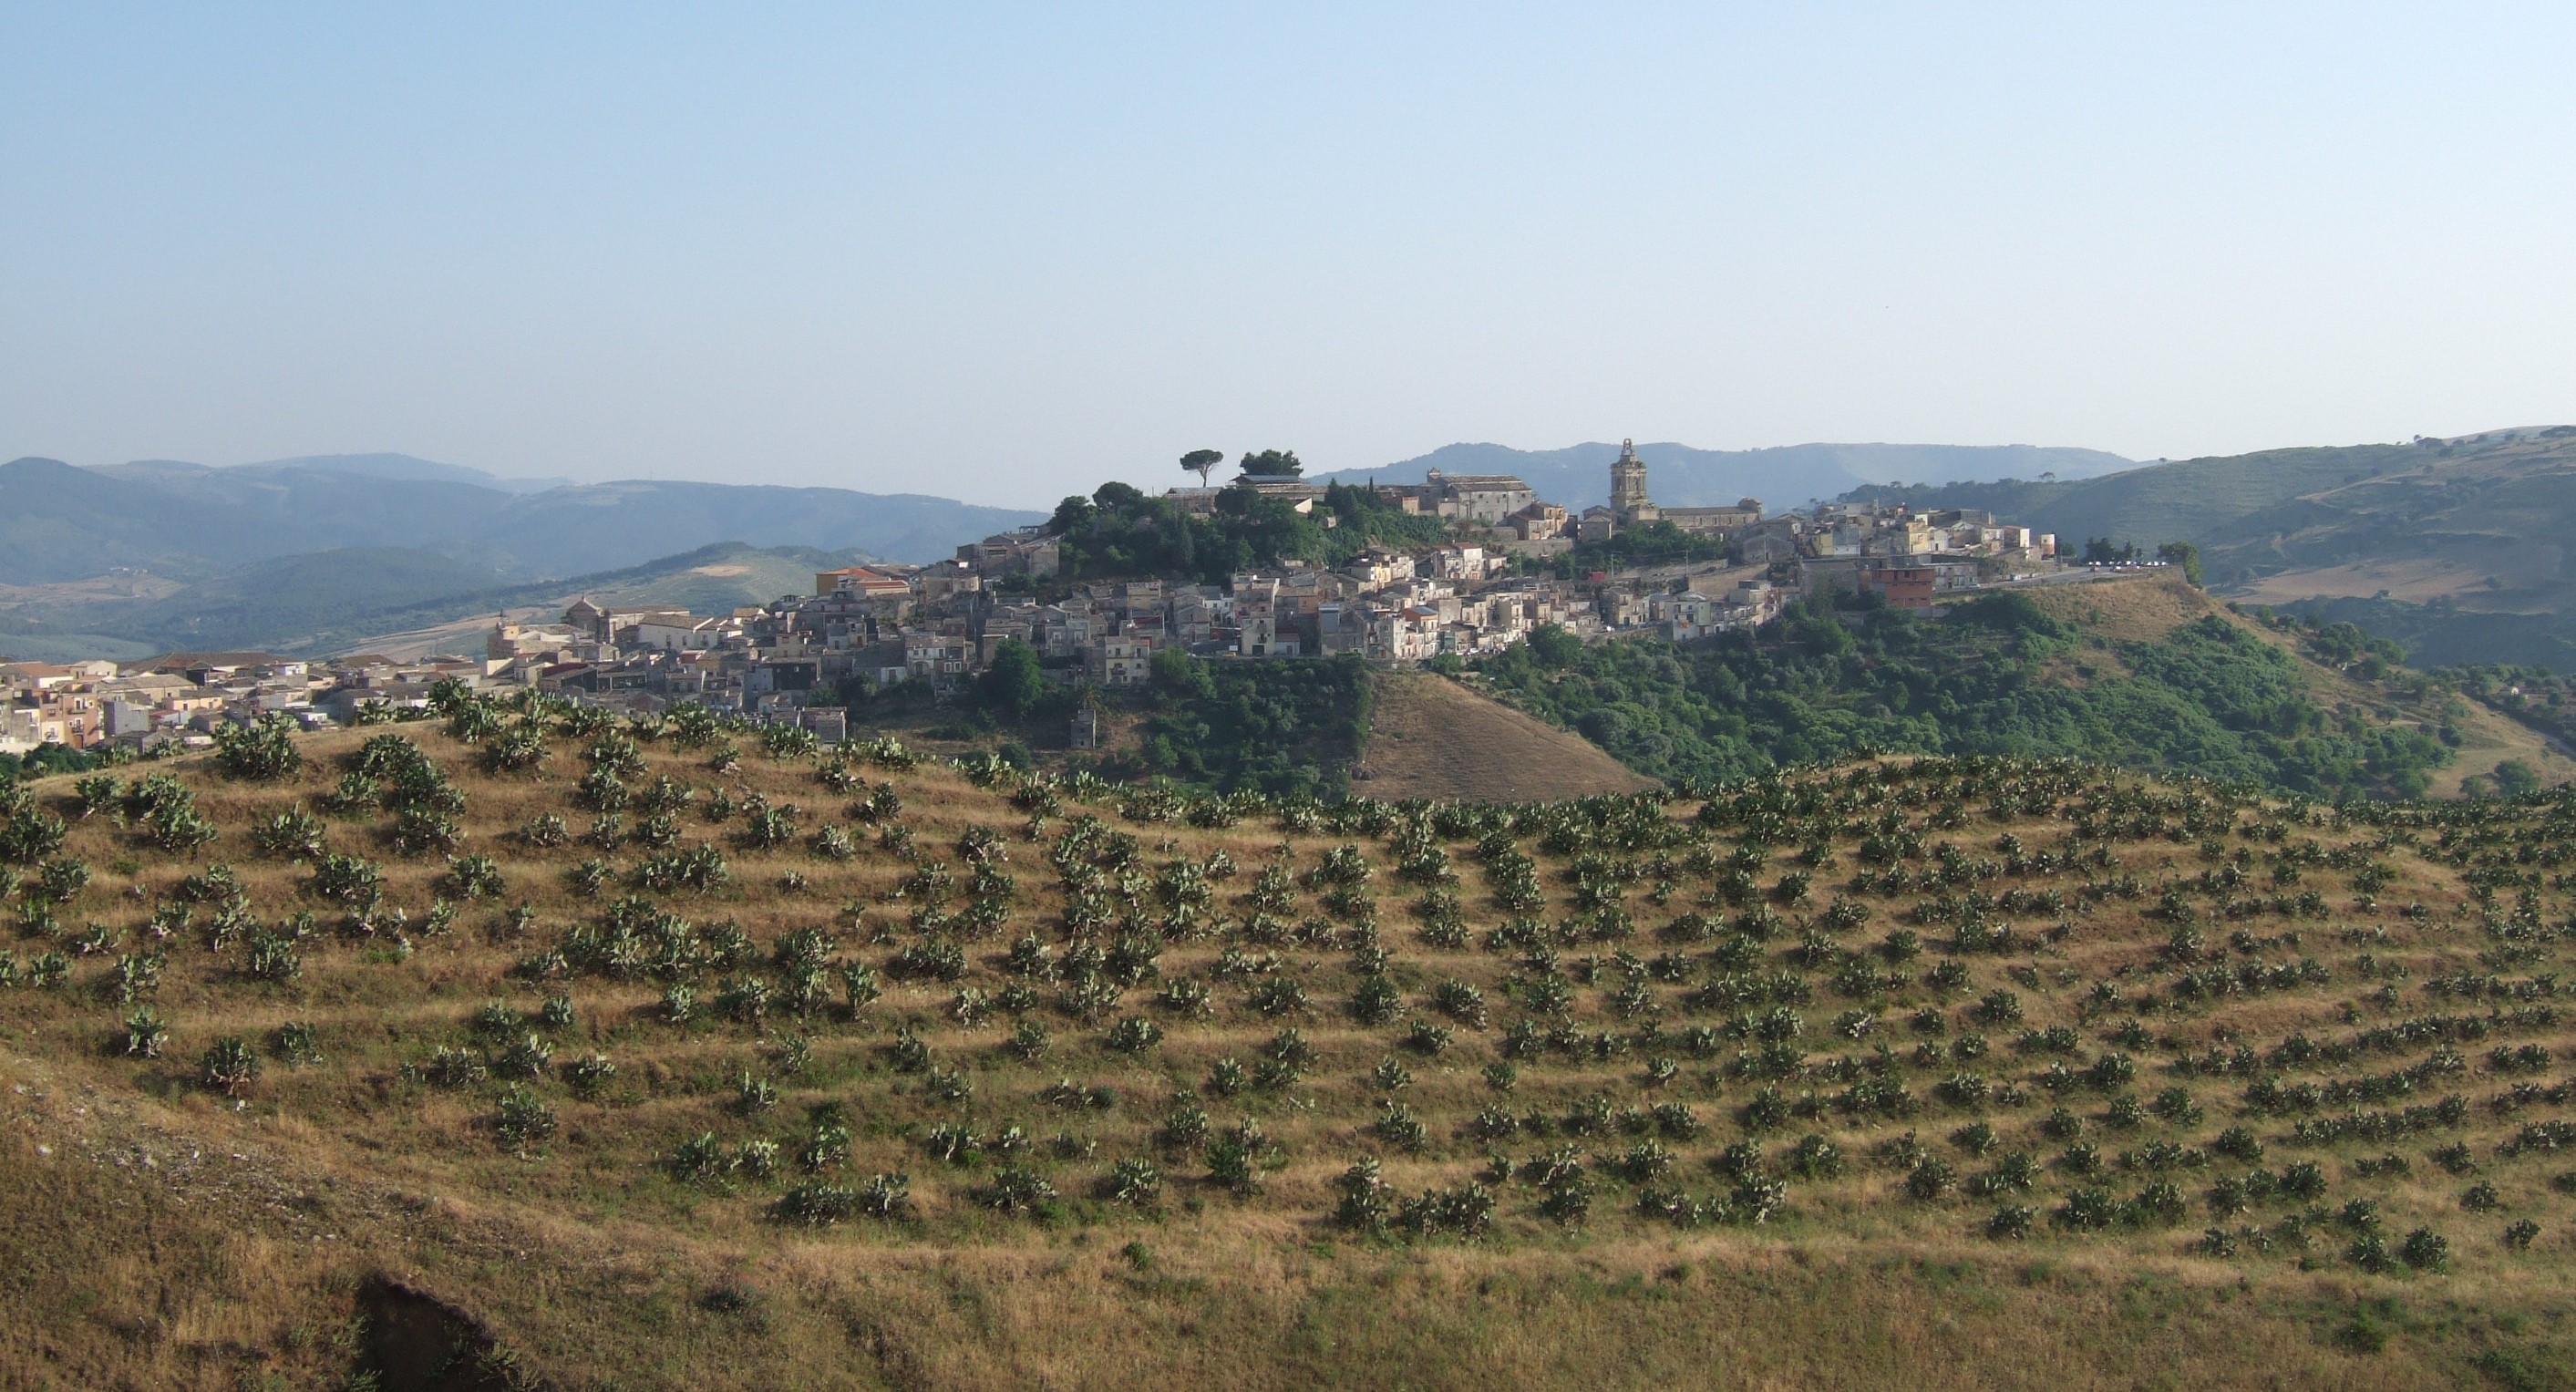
[5, 4, 2572, 507]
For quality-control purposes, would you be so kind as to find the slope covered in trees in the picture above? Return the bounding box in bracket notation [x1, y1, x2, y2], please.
[1474, 581, 2469, 799]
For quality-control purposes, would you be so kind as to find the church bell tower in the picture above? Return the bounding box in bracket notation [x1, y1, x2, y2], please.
[1608, 438, 1656, 525]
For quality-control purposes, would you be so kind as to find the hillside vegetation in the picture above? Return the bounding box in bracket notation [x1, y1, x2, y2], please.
[1841, 445, 2430, 577]
[4, 703, 2576, 1387]
[2272, 594, 2576, 675]
[1473, 577, 2560, 801]
[1045, 480, 1451, 588]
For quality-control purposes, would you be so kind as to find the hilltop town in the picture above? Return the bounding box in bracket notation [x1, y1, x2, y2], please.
[4, 444, 2073, 762]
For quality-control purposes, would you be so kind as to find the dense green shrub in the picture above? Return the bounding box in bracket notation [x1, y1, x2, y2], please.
[1477, 609, 2449, 799]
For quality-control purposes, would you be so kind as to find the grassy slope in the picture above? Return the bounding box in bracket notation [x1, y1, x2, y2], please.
[1361, 672, 1654, 801]
[4, 727, 2576, 1387]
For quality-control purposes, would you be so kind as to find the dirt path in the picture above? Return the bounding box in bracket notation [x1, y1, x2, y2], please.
[1357, 671, 1655, 800]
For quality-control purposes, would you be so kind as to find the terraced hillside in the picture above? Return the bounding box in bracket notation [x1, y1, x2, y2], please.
[5, 704, 2576, 1388]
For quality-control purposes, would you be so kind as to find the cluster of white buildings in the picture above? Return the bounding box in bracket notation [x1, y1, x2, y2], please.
[2, 653, 380, 757]
[1800, 500, 2056, 564]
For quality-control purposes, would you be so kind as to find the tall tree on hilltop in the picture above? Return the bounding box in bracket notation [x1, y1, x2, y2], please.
[1181, 449, 1223, 488]
[2157, 541, 2203, 587]
[1048, 495, 1097, 536]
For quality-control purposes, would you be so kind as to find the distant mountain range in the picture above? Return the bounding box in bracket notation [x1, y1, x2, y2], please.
[1311, 440, 2138, 511]
[125, 451, 582, 495]
[0, 452, 1045, 585]
[0, 541, 875, 662]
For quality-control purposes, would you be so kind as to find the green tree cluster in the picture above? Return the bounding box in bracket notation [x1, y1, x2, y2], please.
[1551, 520, 1731, 575]
[0, 743, 103, 782]
[1109, 652, 1373, 799]
[1048, 480, 1449, 586]
[2156, 541, 2204, 587]
[1477, 598, 2450, 799]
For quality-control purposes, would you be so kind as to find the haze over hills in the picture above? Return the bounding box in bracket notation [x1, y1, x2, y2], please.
[118, 451, 581, 494]
[0, 541, 872, 661]
[1313, 440, 2138, 510]
[0, 453, 1045, 584]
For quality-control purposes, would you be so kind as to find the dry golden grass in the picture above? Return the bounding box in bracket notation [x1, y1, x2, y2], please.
[1360, 672, 1655, 801]
[2, 719, 2573, 1388]
[2013, 574, 2223, 644]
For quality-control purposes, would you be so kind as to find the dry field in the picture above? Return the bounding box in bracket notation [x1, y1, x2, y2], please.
[3, 709, 2574, 1389]
[2232, 558, 2504, 608]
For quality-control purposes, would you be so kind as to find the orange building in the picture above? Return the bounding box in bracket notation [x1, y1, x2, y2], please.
[1861, 564, 1937, 609]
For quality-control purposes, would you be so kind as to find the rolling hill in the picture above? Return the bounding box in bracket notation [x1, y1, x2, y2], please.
[1840, 428, 2576, 596]
[1314, 440, 2136, 511]
[4, 712, 2573, 1387]
[0, 452, 1045, 584]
